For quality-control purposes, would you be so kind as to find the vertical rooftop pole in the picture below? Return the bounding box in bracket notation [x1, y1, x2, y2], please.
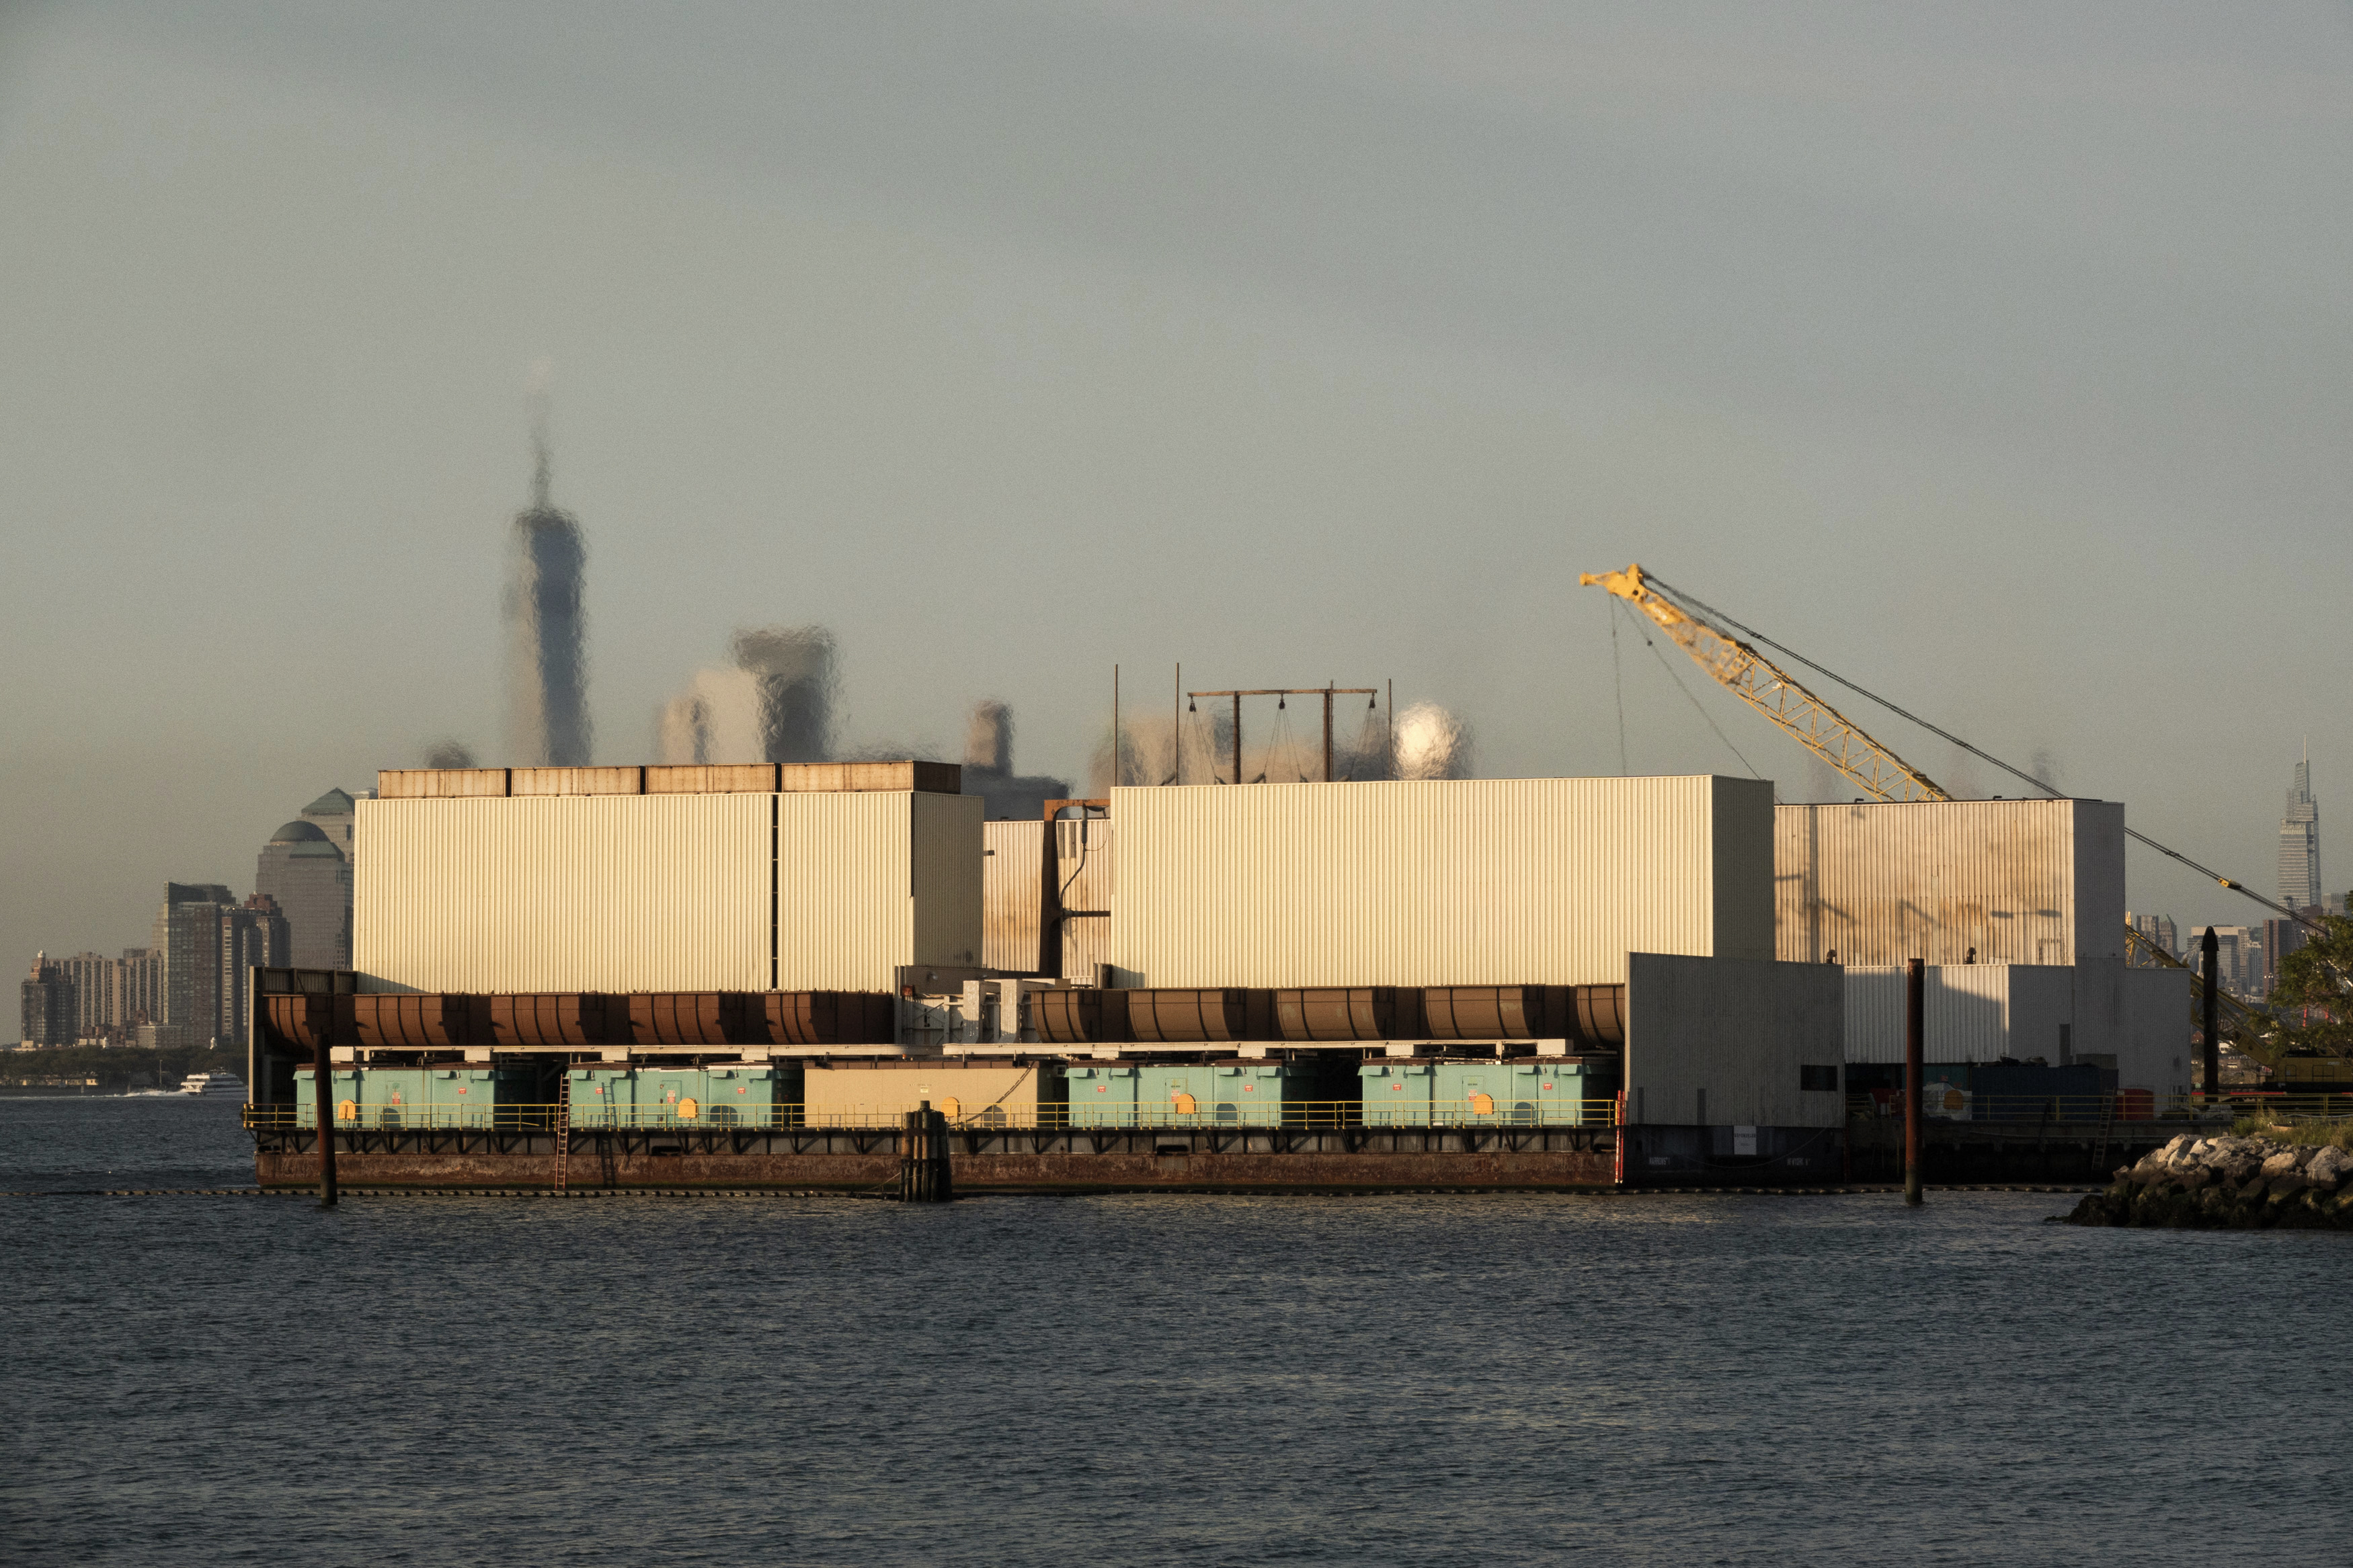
[2201, 927, 2221, 1110]
[1322, 685, 1334, 782]
[1904, 956, 1923, 1207]
[1232, 693, 1242, 786]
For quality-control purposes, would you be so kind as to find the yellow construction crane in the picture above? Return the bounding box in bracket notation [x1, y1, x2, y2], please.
[1581, 561, 2313, 1054]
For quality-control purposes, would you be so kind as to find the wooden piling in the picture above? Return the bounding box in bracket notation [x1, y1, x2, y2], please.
[2200, 927, 2221, 1109]
[1903, 956, 1923, 1206]
[900, 1101, 954, 1202]
[313, 1022, 338, 1208]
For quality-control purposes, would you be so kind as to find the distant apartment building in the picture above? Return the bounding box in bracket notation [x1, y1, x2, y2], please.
[114, 948, 161, 1033]
[218, 895, 291, 1048]
[56, 951, 114, 1040]
[2280, 751, 2321, 913]
[34, 949, 165, 1044]
[19, 953, 75, 1046]
[154, 882, 236, 1049]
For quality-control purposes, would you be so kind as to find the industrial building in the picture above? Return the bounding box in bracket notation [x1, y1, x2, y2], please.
[1111, 775, 1772, 988]
[243, 757, 2204, 1192]
[1841, 962, 2191, 1113]
[352, 761, 981, 995]
[1774, 798, 2124, 968]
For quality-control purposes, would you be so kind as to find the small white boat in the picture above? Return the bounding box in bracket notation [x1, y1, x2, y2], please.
[177, 1072, 247, 1098]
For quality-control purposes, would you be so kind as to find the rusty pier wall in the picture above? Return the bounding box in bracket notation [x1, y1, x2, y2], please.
[254, 1125, 1618, 1192]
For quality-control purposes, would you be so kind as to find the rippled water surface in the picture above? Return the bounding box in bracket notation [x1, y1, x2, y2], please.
[5, 1097, 2347, 1567]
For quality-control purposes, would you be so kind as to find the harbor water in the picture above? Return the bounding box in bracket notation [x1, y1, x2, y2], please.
[4, 1096, 2346, 1566]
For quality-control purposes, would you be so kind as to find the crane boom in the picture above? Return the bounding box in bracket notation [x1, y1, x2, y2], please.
[1578, 565, 1948, 802]
[1581, 561, 2293, 1054]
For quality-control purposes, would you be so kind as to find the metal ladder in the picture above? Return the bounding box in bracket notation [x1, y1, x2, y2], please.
[553, 1077, 570, 1196]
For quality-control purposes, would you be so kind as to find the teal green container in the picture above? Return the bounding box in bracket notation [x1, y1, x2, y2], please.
[1133, 1061, 1332, 1127]
[565, 1065, 801, 1128]
[1359, 1062, 1435, 1125]
[1066, 1064, 1139, 1127]
[1428, 1060, 1613, 1126]
[292, 1066, 534, 1129]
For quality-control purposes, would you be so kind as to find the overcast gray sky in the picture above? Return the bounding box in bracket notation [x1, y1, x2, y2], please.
[3, 0, 2346, 964]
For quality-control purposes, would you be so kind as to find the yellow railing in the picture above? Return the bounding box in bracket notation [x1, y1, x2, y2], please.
[1847, 1092, 2242, 1124]
[246, 1098, 1622, 1132]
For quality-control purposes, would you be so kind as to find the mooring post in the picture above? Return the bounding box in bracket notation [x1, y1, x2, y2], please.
[2200, 926, 2221, 1112]
[313, 1014, 338, 1208]
[900, 1108, 919, 1201]
[931, 1103, 953, 1202]
[1904, 956, 1923, 1206]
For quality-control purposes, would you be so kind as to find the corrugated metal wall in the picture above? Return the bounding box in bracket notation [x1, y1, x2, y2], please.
[358, 790, 981, 995]
[1841, 964, 2077, 1064]
[1055, 818, 1113, 982]
[773, 792, 980, 991]
[355, 794, 770, 993]
[1109, 776, 1770, 988]
[984, 820, 1045, 974]
[1775, 800, 2126, 967]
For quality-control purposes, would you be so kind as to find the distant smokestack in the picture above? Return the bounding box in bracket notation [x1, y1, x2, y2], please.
[966, 700, 1014, 774]
[503, 388, 590, 766]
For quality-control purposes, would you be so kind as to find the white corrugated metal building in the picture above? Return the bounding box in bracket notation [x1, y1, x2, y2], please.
[354, 765, 981, 995]
[1776, 799, 2125, 967]
[1843, 962, 2191, 1105]
[1109, 775, 1773, 988]
[982, 819, 1045, 975]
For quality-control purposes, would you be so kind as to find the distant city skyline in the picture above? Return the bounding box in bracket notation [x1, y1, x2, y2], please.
[2, 4, 2347, 964]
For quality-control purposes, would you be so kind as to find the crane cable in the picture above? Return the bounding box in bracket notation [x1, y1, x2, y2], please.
[1613, 597, 1767, 787]
[1607, 595, 1629, 776]
[1644, 571, 2328, 938]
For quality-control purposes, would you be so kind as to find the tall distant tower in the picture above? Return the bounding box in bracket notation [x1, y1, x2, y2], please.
[503, 403, 591, 766]
[2279, 742, 2321, 911]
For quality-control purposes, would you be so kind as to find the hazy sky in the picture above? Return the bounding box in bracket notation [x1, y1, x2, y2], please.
[3, 1, 2346, 965]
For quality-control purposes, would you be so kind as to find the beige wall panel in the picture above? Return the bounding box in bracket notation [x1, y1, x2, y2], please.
[376, 768, 509, 798]
[354, 795, 768, 993]
[773, 792, 910, 993]
[911, 792, 984, 968]
[801, 1061, 1058, 1125]
[776, 760, 963, 794]
[645, 764, 779, 794]
[1109, 776, 1767, 988]
[984, 820, 1046, 975]
[510, 766, 645, 796]
[1775, 800, 2124, 967]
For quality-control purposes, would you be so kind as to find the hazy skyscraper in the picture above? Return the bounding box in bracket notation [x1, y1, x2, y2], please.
[504, 420, 591, 767]
[2280, 745, 2321, 911]
[154, 882, 235, 1049]
[655, 625, 838, 766]
[255, 817, 350, 969]
[19, 953, 74, 1046]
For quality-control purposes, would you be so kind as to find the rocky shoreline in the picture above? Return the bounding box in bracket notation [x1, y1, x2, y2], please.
[2065, 1132, 2353, 1231]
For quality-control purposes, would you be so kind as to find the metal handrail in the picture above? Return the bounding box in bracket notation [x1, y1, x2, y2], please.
[244, 1098, 1624, 1132]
